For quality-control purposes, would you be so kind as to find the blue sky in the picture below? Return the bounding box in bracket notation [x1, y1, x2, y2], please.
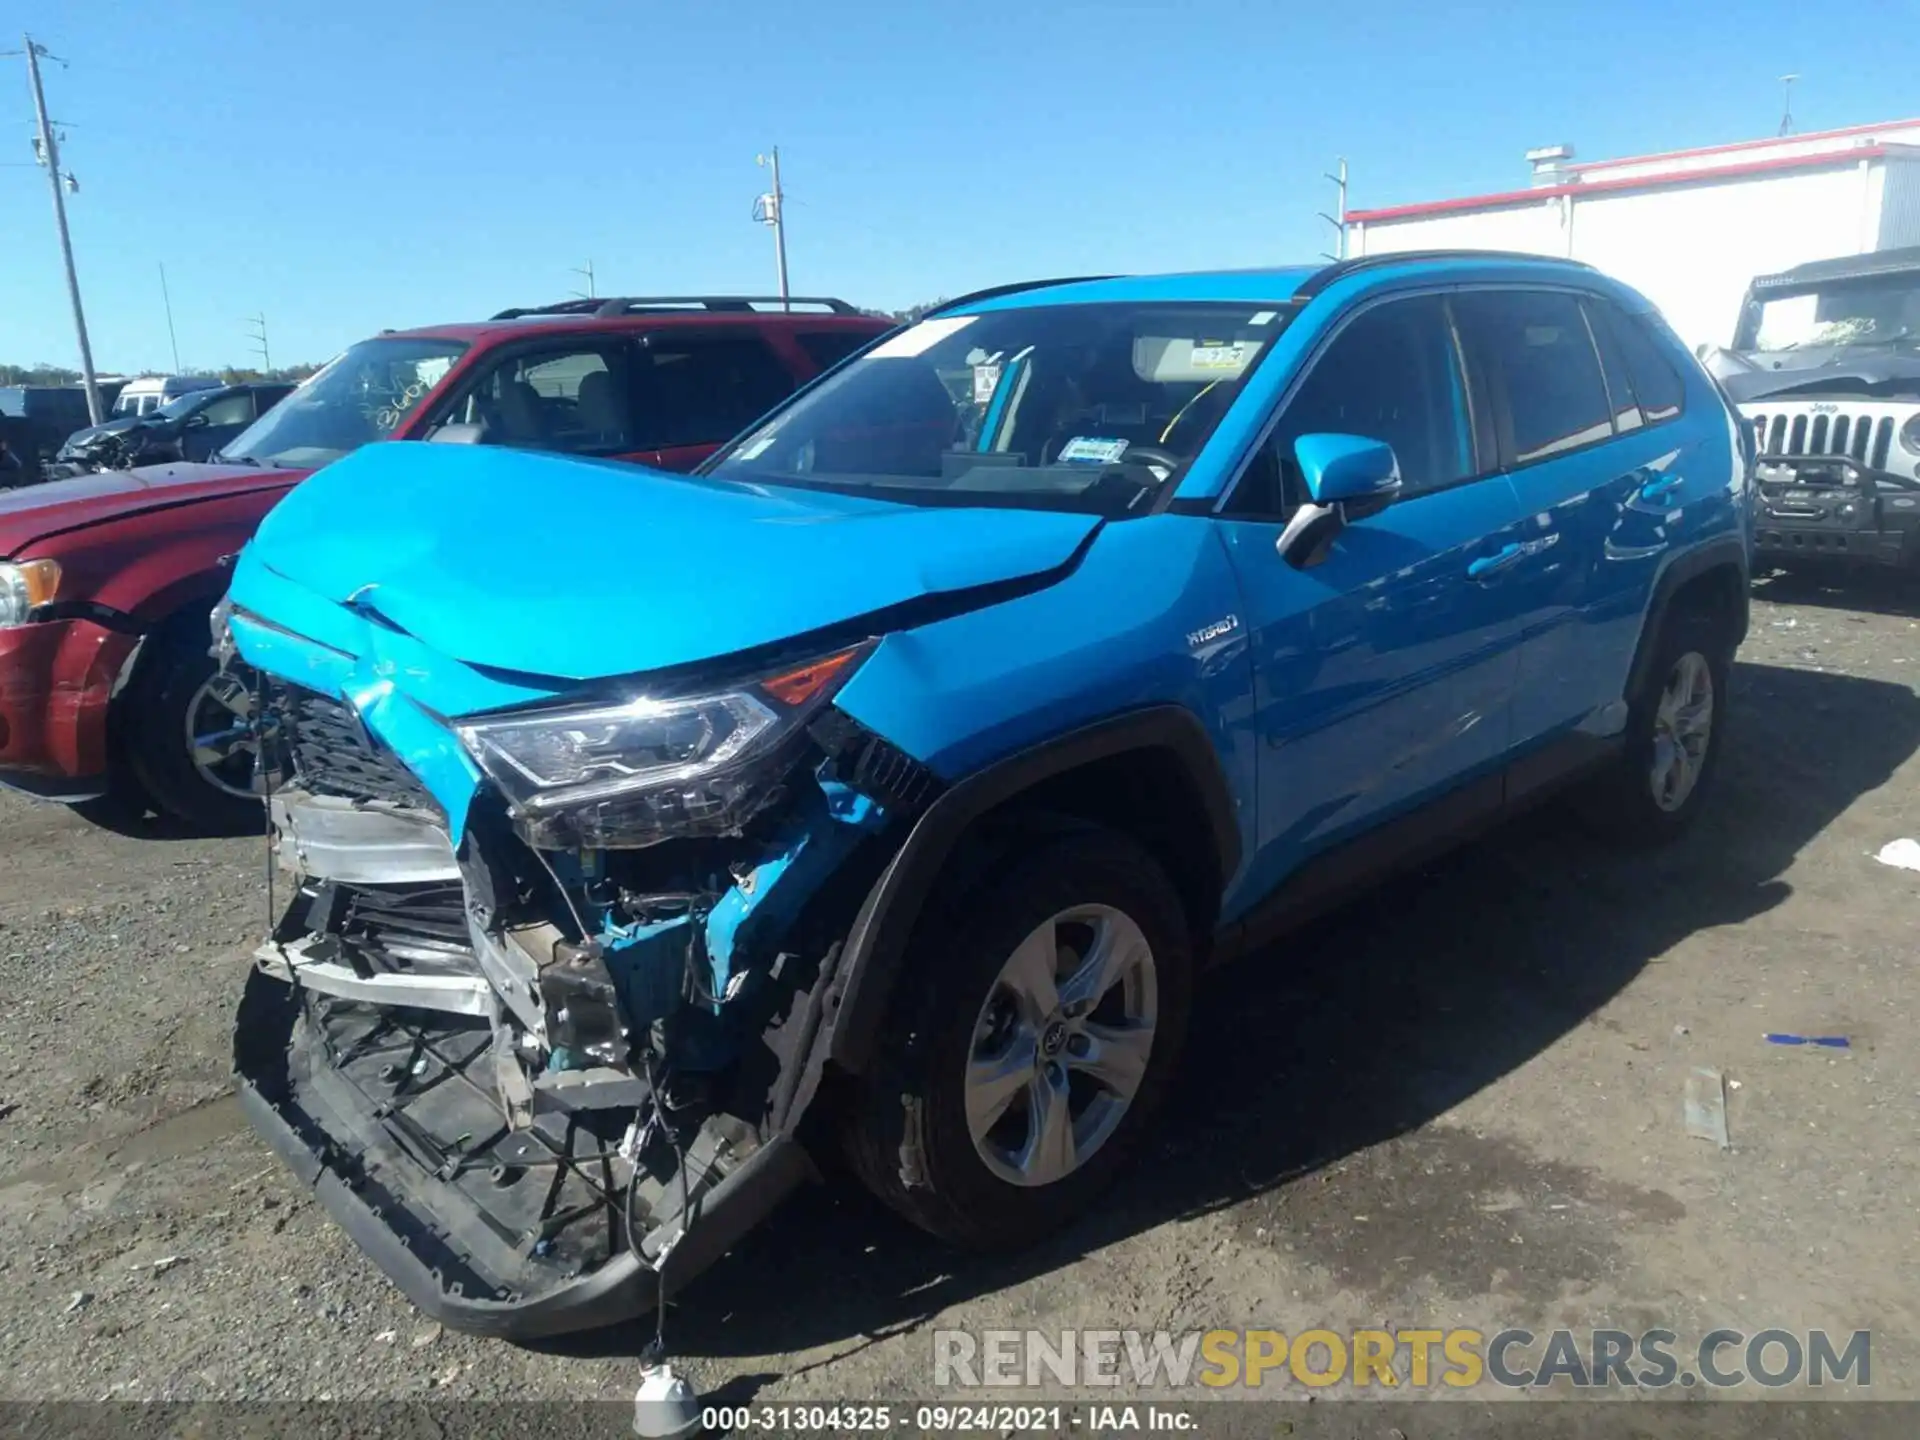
[4, 0, 1914, 373]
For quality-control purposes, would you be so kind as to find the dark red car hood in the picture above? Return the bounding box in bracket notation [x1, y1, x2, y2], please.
[0, 461, 305, 556]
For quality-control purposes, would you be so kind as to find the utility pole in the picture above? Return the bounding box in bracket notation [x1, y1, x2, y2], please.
[159, 263, 181, 373]
[1317, 157, 1349, 261]
[1778, 73, 1798, 136]
[244, 313, 271, 374]
[17, 35, 103, 423]
[754, 147, 790, 309]
[570, 259, 596, 300]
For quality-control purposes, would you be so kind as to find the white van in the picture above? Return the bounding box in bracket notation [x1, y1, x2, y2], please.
[109, 374, 224, 418]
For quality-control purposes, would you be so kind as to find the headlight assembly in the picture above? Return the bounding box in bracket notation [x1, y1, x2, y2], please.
[1900, 414, 1920, 456]
[456, 645, 866, 849]
[0, 559, 62, 629]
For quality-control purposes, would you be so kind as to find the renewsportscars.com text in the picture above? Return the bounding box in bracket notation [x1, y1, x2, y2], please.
[933, 1327, 1871, 1391]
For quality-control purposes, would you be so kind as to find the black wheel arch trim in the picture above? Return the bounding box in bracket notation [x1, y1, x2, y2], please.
[816, 704, 1240, 1080]
[1626, 535, 1750, 702]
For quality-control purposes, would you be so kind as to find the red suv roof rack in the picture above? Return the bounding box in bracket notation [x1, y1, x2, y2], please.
[489, 295, 865, 320]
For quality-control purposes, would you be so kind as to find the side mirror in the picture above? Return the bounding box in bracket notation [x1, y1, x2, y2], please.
[427, 422, 485, 445]
[1277, 433, 1402, 569]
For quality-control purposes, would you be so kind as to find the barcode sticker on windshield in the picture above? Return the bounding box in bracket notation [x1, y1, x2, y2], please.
[735, 430, 777, 460]
[1190, 343, 1248, 371]
[1059, 437, 1131, 465]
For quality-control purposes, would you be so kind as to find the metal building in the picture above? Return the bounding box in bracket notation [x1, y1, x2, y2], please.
[1347, 118, 1920, 349]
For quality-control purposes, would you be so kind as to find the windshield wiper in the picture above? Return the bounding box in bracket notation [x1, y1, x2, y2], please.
[213, 453, 281, 469]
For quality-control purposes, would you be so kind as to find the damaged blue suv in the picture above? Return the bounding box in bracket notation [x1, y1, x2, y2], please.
[221, 253, 1752, 1338]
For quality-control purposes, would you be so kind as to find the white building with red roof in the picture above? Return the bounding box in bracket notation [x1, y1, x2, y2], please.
[1347, 118, 1920, 348]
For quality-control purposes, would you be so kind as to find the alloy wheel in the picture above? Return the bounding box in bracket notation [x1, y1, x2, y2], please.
[1649, 650, 1714, 813]
[964, 903, 1158, 1188]
[185, 670, 259, 800]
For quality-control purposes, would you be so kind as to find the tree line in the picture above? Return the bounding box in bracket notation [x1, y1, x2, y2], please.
[2, 362, 322, 387]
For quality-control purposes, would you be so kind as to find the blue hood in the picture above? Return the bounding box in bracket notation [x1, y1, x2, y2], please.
[246, 443, 1101, 682]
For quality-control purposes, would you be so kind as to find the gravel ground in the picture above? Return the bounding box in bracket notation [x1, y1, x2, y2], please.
[2, 569, 1918, 1414]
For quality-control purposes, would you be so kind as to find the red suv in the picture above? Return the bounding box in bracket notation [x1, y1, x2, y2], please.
[0, 296, 890, 830]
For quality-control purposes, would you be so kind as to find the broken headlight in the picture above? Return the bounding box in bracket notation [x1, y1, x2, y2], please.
[455, 646, 866, 849]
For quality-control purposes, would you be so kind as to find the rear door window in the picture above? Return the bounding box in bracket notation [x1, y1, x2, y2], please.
[632, 333, 796, 449]
[1454, 291, 1614, 465]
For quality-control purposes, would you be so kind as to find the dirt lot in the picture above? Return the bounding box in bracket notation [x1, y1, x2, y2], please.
[2, 571, 1918, 1413]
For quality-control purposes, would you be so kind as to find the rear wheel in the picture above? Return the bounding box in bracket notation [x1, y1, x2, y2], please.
[1574, 606, 1731, 844]
[120, 626, 263, 835]
[845, 827, 1192, 1249]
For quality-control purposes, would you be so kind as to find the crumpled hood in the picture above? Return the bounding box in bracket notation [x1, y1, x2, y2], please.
[61, 416, 147, 449]
[244, 442, 1102, 682]
[1715, 349, 1920, 402]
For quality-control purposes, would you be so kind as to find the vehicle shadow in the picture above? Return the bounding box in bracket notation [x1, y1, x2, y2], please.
[1753, 565, 1920, 619]
[548, 659, 1920, 1365]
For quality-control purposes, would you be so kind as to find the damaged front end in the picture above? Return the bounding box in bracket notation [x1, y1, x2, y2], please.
[227, 613, 937, 1338]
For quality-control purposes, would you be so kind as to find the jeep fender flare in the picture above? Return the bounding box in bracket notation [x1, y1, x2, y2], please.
[811, 705, 1240, 1088]
[1625, 534, 1750, 703]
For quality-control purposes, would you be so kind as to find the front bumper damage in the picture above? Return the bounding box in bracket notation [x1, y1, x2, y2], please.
[228, 659, 939, 1338]
[234, 965, 813, 1338]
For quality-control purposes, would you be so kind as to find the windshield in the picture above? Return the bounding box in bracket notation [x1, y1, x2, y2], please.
[706, 301, 1292, 513]
[1740, 273, 1920, 353]
[214, 337, 466, 467]
[155, 391, 213, 422]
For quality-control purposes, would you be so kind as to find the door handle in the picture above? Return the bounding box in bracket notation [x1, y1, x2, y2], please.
[1467, 542, 1524, 580]
[1638, 474, 1683, 503]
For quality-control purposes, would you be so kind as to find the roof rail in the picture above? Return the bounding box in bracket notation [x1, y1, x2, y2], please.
[489, 295, 864, 321]
[1293, 250, 1597, 301]
[924, 276, 1121, 317]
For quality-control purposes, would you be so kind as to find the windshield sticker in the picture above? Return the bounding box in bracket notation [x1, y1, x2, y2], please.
[735, 430, 777, 461]
[1190, 342, 1249, 371]
[1248, 310, 1278, 326]
[1058, 436, 1131, 465]
[869, 315, 977, 359]
[972, 363, 1003, 404]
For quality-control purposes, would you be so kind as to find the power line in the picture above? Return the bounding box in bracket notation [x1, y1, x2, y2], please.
[1317, 157, 1349, 261]
[6, 34, 104, 423]
[244, 312, 270, 372]
[159, 263, 181, 373]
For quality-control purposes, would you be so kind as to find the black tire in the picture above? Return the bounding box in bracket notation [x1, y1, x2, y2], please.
[844, 825, 1193, 1250]
[1573, 605, 1732, 844]
[120, 625, 263, 835]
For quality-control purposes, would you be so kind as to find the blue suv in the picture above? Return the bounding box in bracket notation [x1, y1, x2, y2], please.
[220, 252, 1752, 1338]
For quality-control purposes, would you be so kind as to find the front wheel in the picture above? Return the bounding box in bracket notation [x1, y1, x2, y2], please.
[845, 826, 1193, 1250]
